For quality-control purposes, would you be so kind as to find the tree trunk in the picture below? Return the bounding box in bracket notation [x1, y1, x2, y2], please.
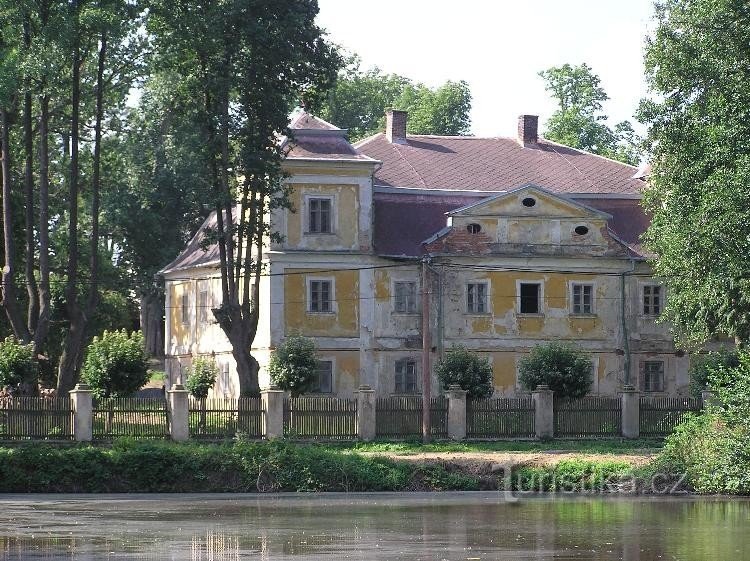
[23, 16, 39, 338]
[33, 93, 51, 360]
[218, 305, 260, 396]
[140, 291, 164, 358]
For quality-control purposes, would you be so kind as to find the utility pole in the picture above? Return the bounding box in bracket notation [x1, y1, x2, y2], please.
[421, 258, 431, 443]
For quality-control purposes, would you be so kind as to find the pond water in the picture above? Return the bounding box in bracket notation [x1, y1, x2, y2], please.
[1, 493, 748, 560]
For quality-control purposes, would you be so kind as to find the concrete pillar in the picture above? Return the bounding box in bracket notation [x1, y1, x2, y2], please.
[167, 384, 189, 442]
[69, 384, 93, 442]
[356, 385, 376, 441]
[261, 386, 285, 439]
[532, 385, 554, 439]
[446, 384, 467, 440]
[620, 384, 640, 439]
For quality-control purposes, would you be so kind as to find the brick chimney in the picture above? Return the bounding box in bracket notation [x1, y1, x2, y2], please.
[386, 109, 408, 144]
[517, 114, 539, 147]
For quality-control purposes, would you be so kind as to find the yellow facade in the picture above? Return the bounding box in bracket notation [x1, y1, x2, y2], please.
[284, 268, 359, 337]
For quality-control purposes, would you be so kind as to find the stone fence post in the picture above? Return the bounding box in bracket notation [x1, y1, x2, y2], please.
[261, 386, 285, 439]
[69, 383, 93, 442]
[356, 385, 376, 441]
[532, 385, 554, 439]
[446, 384, 467, 440]
[701, 389, 716, 408]
[167, 384, 189, 442]
[620, 384, 640, 439]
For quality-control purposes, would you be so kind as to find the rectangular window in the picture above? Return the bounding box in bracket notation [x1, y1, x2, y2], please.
[311, 361, 333, 393]
[644, 361, 665, 392]
[467, 283, 488, 314]
[309, 280, 332, 313]
[519, 283, 541, 314]
[395, 359, 418, 393]
[308, 198, 332, 233]
[643, 285, 662, 316]
[198, 289, 209, 325]
[394, 281, 417, 313]
[572, 283, 594, 314]
[181, 293, 189, 325]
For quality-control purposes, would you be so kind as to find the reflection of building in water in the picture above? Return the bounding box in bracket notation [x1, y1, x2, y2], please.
[191, 530, 239, 561]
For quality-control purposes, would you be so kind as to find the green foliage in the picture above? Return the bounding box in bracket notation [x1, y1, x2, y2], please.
[319, 54, 472, 140]
[0, 337, 36, 388]
[81, 330, 149, 398]
[518, 342, 593, 398]
[688, 348, 739, 398]
[434, 345, 493, 398]
[512, 459, 631, 492]
[639, 0, 750, 347]
[539, 63, 641, 164]
[269, 335, 318, 397]
[185, 358, 218, 399]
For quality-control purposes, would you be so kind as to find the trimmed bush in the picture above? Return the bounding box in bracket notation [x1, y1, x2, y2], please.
[518, 342, 593, 398]
[269, 334, 318, 397]
[81, 330, 149, 398]
[0, 336, 37, 388]
[185, 358, 218, 399]
[435, 345, 493, 398]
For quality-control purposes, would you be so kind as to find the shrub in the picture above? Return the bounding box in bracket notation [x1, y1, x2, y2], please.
[0, 336, 37, 388]
[688, 348, 739, 398]
[81, 330, 149, 398]
[269, 334, 318, 397]
[435, 345, 493, 398]
[185, 358, 218, 399]
[518, 342, 593, 398]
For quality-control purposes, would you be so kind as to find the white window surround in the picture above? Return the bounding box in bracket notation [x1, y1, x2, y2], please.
[466, 281, 490, 315]
[302, 193, 336, 235]
[516, 280, 544, 315]
[569, 281, 596, 315]
[180, 291, 190, 325]
[306, 276, 336, 314]
[393, 280, 419, 314]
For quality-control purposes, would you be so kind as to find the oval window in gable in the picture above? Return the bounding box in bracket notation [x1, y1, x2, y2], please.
[574, 225, 590, 236]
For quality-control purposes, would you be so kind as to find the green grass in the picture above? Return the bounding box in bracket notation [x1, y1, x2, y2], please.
[147, 370, 166, 384]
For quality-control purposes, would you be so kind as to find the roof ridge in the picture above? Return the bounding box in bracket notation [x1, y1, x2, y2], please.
[540, 138, 639, 170]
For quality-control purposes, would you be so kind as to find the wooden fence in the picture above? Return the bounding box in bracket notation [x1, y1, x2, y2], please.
[554, 396, 622, 437]
[283, 397, 357, 439]
[188, 397, 264, 440]
[93, 398, 169, 439]
[375, 396, 448, 438]
[467, 397, 535, 438]
[640, 397, 703, 437]
[0, 397, 73, 440]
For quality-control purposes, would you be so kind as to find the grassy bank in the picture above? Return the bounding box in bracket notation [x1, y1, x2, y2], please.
[0, 439, 636, 494]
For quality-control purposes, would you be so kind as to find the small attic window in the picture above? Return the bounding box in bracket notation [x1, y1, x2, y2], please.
[574, 225, 590, 236]
[467, 223, 482, 234]
[521, 197, 536, 207]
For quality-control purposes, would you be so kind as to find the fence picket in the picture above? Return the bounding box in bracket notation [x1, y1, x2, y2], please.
[0, 397, 73, 440]
[467, 397, 535, 438]
[639, 396, 702, 437]
[554, 397, 621, 437]
[283, 397, 357, 439]
[92, 398, 169, 439]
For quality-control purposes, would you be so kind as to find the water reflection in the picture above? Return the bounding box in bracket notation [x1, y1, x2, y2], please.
[1, 493, 748, 560]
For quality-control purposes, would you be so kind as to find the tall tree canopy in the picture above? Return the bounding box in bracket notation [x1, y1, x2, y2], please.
[639, 0, 750, 348]
[539, 63, 641, 165]
[318, 55, 472, 141]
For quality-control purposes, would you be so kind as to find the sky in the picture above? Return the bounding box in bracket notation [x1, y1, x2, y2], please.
[315, 0, 656, 137]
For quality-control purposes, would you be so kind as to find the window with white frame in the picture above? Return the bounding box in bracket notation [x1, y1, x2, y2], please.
[220, 363, 230, 396]
[311, 360, 333, 393]
[198, 289, 209, 325]
[181, 292, 189, 325]
[394, 281, 417, 313]
[643, 285, 663, 316]
[394, 358, 418, 393]
[308, 279, 333, 313]
[467, 282, 488, 314]
[643, 361, 665, 392]
[571, 283, 594, 314]
[519, 282, 541, 314]
[307, 197, 332, 234]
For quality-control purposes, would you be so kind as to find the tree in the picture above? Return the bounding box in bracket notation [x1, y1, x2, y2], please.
[269, 334, 318, 397]
[185, 358, 218, 400]
[539, 63, 641, 165]
[434, 346, 493, 398]
[518, 342, 593, 398]
[0, 337, 36, 389]
[80, 330, 149, 398]
[318, 55, 472, 141]
[639, 0, 750, 348]
[689, 348, 739, 398]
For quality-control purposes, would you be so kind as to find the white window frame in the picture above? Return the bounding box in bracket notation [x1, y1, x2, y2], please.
[310, 358, 335, 394]
[198, 285, 210, 325]
[306, 276, 335, 314]
[180, 291, 190, 325]
[394, 357, 419, 394]
[642, 283, 664, 317]
[643, 360, 665, 392]
[516, 280, 544, 315]
[304, 194, 336, 235]
[570, 282, 596, 315]
[393, 280, 418, 314]
[466, 281, 490, 315]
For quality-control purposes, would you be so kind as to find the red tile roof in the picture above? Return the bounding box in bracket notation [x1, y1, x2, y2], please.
[283, 111, 377, 162]
[356, 134, 643, 195]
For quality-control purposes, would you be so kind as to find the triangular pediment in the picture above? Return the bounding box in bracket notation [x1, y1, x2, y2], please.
[447, 184, 612, 220]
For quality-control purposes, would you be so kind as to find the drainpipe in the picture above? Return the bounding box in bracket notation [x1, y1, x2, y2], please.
[421, 257, 432, 443]
[620, 259, 636, 385]
[428, 262, 444, 360]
